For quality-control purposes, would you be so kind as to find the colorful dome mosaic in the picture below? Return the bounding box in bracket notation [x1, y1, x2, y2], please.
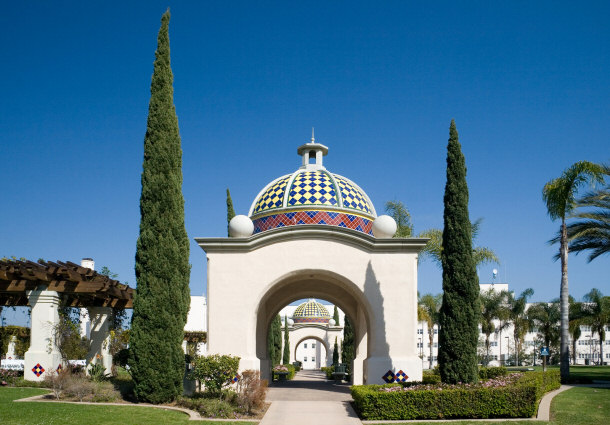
[292, 299, 332, 324]
[248, 137, 377, 235]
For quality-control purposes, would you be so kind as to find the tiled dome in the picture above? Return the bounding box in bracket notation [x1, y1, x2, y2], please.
[292, 299, 332, 324]
[248, 136, 376, 235]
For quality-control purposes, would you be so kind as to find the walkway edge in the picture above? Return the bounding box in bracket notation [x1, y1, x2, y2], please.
[13, 392, 260, 422]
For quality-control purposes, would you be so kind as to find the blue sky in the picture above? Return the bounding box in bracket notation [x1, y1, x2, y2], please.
[1, 1, 608, 324]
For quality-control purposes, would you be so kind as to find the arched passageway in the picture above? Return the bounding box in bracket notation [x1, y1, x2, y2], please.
[294, 335, 328, 369]
[198, 226, 427, 385]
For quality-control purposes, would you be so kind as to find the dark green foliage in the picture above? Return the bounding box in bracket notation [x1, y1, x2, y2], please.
[226, 188, 235, 236]
[53, 312, 89, 362]
[351, 371, 560, 420]
[267, 315, 282, 367]
[130, 10, 191, 404]
[478, 366, 508, 380]
[189, 354, 240, 398]
[333, 337, 339, 365]
[0, 326, 30, 359]
[282, 316, 290, 364]
[341, 315, 355, 369]
[333, 305, 340, 325]
[438, 120, 480, 384]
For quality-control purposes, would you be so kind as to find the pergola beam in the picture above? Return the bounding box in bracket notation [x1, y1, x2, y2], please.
[0, 259, 134, 308]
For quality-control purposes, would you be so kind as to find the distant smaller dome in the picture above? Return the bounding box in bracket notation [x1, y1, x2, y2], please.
[293, 299, 332, 324]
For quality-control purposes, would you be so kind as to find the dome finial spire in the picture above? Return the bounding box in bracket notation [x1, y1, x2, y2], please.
[310, 127, 315, 143]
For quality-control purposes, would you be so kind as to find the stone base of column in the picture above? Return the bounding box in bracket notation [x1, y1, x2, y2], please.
[364, 355, 423, 385]
[24, 350, 63, 381]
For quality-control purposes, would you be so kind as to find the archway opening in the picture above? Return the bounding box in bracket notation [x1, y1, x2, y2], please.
[255, 269, 373, 384]
[294, 335, 328, 370]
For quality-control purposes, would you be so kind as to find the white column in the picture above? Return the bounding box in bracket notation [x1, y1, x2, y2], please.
[86, 307, 113, 375]
[24, 287, 62, 381]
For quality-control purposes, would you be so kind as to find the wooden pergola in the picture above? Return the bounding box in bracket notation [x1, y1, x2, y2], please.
[0, 259, 133, 308]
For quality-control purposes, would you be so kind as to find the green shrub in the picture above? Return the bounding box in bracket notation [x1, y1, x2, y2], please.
[321, 366, 334, 379]
[479, 366, 508, 380]
[91, 381, 121, 402]
[177, 396, 239, 418]
[422, 374, 441, 384]
[351, 371, 560, 420]
[189, 354, 240, 398]
[286, 364, 296, 380]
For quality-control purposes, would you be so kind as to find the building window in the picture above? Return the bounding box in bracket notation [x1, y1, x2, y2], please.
[580, 325, 591, 332]
[304, 357, 307, 362]
[490, 341, 498, 347]
[417, 342, 423, 348]
[304, 343, 307, 349]
[312, 357, 315, 362]
[417, 328, 423, 334]
[312, 343, 316, 348]
[434, 329, 438, 334]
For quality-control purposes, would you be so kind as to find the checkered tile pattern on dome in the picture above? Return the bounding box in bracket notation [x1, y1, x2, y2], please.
[287, 171, 338, 207]
[334, 175, 372, 214]
[252, 211, 374, 235]
[293, 300, 331, 319]
[252, 175, 291, 214]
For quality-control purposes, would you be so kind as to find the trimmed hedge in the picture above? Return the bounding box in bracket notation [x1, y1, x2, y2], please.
[478, 366, 507, 380]
[351, 371, 560, 420]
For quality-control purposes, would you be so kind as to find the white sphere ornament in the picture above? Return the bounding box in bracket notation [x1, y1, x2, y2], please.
[329, 319, 336, 326]
[229, 215, 254, 238]
[372, 215, 397, 238]
[287, 318, 294, 326]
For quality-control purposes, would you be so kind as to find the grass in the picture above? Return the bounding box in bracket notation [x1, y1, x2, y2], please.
[366, 386, 610, 425]
[0, 387, 256, 424]
[506, 365, 610, 383]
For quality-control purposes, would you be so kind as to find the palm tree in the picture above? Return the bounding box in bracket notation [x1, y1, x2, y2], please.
[555, 179, 609, 262]
[528, 302, 561, 363]
[479, 288, 509, 366]
[385, 200, 413, 237]
[419, 218, 500, 268]
[419, 293, 442, 369]
[542, 161, 606, 381]
[507, 288, 534, 366]
[582, 288, 610, 365]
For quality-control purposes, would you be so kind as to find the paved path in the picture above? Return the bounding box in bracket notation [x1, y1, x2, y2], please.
[260, 370, 361, 425]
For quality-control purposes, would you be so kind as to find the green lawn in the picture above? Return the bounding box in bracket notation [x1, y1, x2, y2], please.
[0, 387, 256, 424]
[367, 386, 610, 425]
[507, 365, 610, 382]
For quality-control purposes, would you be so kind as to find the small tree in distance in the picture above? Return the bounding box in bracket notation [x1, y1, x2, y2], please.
[226, 188, 236, 236]
[282, 316, 290, 364]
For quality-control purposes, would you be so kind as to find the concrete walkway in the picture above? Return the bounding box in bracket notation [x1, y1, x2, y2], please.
[260, 370, 361, 425]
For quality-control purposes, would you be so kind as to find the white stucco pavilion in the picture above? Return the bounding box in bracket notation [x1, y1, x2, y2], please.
[196, 136, 427, 384]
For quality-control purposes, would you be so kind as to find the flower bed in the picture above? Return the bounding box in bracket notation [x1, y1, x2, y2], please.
[351, 371, 560, 420]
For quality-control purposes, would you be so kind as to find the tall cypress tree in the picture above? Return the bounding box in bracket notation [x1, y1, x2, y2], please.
[130, 10, 191, 403]
[282, 315, 290, 364]
[438, 120, 480, 384]
[333, 337, 339, 365]
[226, 188, 235, 236]
[268, 315, 282, 366]
[333, 305, 340, 325]
[341, 315, 354, 367]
